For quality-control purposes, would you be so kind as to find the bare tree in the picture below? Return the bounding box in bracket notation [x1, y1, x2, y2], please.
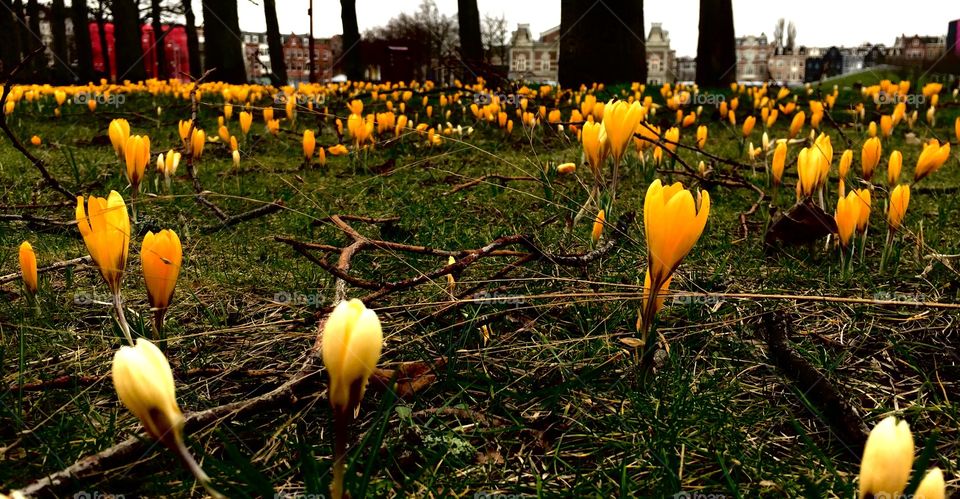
[480, 13, 507, 65]
[457, 0, 482, 66]
[73, 0, 95, 82]
[180, 0, 201, 77]
[113, 0, 146, 81]
[418, 0, 457, 61]
[263, 0, 287, 85]
[27, 0, 50, 81]
[695, 0, 736, 87]
[787, 22, 797, 52]
[94, 0, 111, 80]
[364, 0, 457, 80]
[0, 0, 22, 75]
[340, 0, 362, 80]
[773, 18, 785, 50]
[559, 0, 646, 86]
[50, 0, 71, 81]
[150, 0, 167, 79]
[201, 0, 247, 83]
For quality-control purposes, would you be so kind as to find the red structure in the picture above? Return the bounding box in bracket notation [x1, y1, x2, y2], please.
[89, 22, 192, 81]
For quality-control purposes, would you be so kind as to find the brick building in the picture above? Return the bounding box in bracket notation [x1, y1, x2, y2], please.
[507, 24, 559, 82]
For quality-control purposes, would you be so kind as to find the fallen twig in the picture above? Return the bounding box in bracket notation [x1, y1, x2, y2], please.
[201, 200, 284, 233]
[760, 311, 867, 456]
[279, 212, 634, 311]
[0, 255, 91, 285]
[12, 356, 323, 497]
[182, 69, 228, 221]
[445, 174, 539, 195]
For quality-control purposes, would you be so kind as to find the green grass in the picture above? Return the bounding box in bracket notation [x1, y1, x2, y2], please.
[1, 82, 959, 497]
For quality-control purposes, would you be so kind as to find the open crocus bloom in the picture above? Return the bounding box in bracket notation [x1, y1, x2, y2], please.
[602, 99, 644, 165]
[76, 191, 130, 295]
[641, 179, 711, 336]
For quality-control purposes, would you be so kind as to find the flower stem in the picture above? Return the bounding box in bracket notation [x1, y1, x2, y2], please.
[880, 229, 894, 273]
[331, 408, 353, 499]
[131, 189, 139, 224]
[113, 292, 134, 346]
[172, 433, 225, 499]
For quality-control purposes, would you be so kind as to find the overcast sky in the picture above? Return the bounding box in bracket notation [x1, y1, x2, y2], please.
[212, 0, 960, 58]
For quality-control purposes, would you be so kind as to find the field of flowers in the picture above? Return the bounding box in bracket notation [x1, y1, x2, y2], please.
[1, 71, 959, 497]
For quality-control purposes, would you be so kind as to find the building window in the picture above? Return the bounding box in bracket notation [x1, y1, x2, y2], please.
[514, 54, 527, 71]
[540, 53, 550, 71]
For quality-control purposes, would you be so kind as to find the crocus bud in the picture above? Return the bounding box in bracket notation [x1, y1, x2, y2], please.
[861, 137, 882, 181]
[321, 299, 384, 415]
[19, 241, 38, 295]
[112, 338, 184, 447]
[446, 256, 456, 293]
[190, 129, 205, 160]
[835, 191, 861, 249]
[141, 229, 182, 320]
[303, 129, 316, 160]
[887, 150, 902, 186]
[556, 162, 576, 175]
[839, 149, 853, 179]
[888, 184, 910, 231]
[772, 140, 787, 186]
[602, 100, 644, 165]
[109, 118, 130, 157]
[239, 111, 252, 136]
[855, 189, 871, 233]
[124, 135, 151, 190]
[858, 416, 914, 498]
[914, 467, 946, 499]
[592, 209, 605, 244]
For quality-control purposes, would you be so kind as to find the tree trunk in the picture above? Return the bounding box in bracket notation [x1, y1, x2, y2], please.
[559, 0, 645, 87]
[95, 1, 111, 81]
[13, 0, 29, 79]
[339, 0, 362, 80]
[0, 0, 22, 76]
[50, 0, 70, 82]
[201, 0, 247, 83]
[151, 0, 166, 79]
[695, 0, 736, 88]
[182, 0, 201, 77]
[457, 0, 482, 71]
[26, 0, 50, 81]
[112, 0, 146, 81]
[263, 0, 287, 85]
[72, 0, 94, 82]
